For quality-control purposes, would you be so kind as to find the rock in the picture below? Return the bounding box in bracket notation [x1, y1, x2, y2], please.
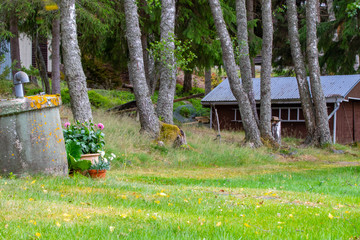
[332, 149, 345, 154]
[158, 122, 189, 149]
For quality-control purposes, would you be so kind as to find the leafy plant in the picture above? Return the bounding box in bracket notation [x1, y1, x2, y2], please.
[89, 151, 116, 170]
[63, 121, 105, 154]
[65, 141, 91, 171]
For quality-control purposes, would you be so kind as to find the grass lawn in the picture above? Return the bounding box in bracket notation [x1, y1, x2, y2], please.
[1, 110, 360, 239]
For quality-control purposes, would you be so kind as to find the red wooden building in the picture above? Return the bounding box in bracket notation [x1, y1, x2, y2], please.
[201, 75, 360, 144]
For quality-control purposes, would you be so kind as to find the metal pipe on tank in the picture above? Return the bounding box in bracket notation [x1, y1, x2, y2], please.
[13, 71, 30, 98]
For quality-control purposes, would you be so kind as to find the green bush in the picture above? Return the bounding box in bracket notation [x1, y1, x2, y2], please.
[88, 90, 112, 108]
[61, 89, 70, 105]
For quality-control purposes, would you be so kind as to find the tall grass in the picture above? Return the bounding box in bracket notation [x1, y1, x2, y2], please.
[1, 108, 360, 239]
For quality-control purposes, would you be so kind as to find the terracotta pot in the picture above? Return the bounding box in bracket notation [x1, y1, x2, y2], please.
[80, 153, 100, 165]
[88, 169, 106, 179]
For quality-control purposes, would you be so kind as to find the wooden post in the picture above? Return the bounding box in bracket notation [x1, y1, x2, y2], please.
[215, 108, 221, 144]
[271, 116, 281, 144]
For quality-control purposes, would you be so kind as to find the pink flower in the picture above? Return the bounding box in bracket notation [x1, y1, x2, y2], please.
[97, 123, 104, 130]
[64, 122, 70, 128]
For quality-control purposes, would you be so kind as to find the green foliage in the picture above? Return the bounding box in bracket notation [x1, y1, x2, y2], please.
[346, 0, 360, 17]
[0, 55, 13, 97]
[60, 89, 70, 105]
[88, 90, 112, 108]
[65, 141, 92, 171]
[24, 88, 43, 96]
[318, 0, 360, 74]
[89, 151, 115, 170]
[179, 106, 191, 118]
[149, 33, 197, 71]
[89, 156, 110, 170]
[63, 121, 105, 154]
[21, 65, 40, 80]
[60, 88, 135, 108]
[76, 0, 128, 70]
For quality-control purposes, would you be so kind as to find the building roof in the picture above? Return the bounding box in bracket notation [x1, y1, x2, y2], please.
[201, 75, 360, 104]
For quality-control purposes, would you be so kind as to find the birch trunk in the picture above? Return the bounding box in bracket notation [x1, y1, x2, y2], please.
[205, 68, 212, 95]
[124, 0, 160, 137]
[286, 0, 316, 143]
[156, 0, 176, 124]
[236, 0, 259, 126]
[209, 0, 262, 147]
[306, 0, 332, 145]
[51, 16, 61, 94]
[60, 0, 93, 122]
[259, 0, 274, 140]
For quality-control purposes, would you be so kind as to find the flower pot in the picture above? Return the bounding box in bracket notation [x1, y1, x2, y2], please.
[80, 153, 101, 165]
[88, 169, 106, 179]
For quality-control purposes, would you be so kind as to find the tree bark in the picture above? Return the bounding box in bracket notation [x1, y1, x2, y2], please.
[286, 0, 316, 143]
[156, 0, 176, 124]
[205, 67, 212, 95]
[236, 0, 258, 126]
[124, 0, 160, 137]
[246, 0, 256, 78]
[326, 0, 335, 21]
[35, 39, 51, 94]
[9, 13, 21, 78]
[183, 70, 192, 93]
[209, 0, 262, 147]
[51, 16, 61, 94]
[141, 33, 150, 89]
[60, 0, 93, 122]
[306, 0, 332, 145]
[259, 0, 274, 140]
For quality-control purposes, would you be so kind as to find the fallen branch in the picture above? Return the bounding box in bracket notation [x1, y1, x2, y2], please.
[107, 93, 204, 112]
[173, 93, 204, 103]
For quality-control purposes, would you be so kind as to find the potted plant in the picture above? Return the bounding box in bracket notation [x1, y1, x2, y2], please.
[63, 121, 105, 165]
[87, 151, 115, 179]
[65, 141, 92, 176]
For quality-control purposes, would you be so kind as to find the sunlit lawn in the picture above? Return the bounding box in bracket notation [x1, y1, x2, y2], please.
[1, 111, 360, 239]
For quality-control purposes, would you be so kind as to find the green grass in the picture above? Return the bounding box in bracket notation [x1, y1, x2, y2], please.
[1, 110, 360, 239]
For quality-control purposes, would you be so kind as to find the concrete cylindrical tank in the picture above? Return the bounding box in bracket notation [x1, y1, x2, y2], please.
[0, 95, 68, 176]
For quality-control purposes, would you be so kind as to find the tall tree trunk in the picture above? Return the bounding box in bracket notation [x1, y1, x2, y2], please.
[35, 38, 51, 94]
[326, 0, 335, 21]
[156, 0, 176, 124]
[259, 0, 273, 140]
[183, 70, 192, 93]
[51, 16, 61, 94]
[209, 0, 262, 147]
[236, 0, 258, 126]
[141, 33, 150, 89]
[205, 67, 212, 95]
[246, 0, 256, 78]
[60, 0, 92, 122]
[9, 13, 21, 78]
[123, 0, 160, 137]
[286, 0, 316, 143]
[306, 0, 331, 145]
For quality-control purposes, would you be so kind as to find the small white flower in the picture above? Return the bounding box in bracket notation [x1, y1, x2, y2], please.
[104, 158, 108, 163]
[111, 153, 116, 158]
[98, 150, 105, 157]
